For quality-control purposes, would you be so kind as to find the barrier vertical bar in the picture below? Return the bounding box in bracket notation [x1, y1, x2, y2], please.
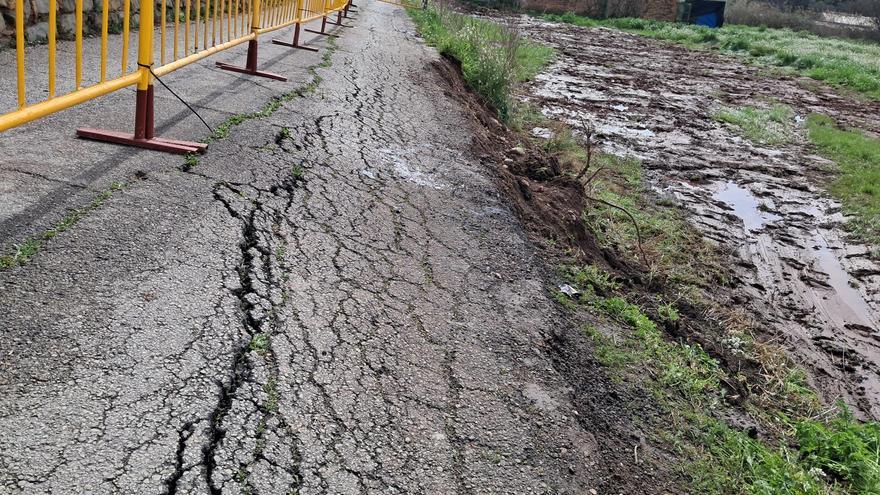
[14, 0, 25, 108]
[75, 0, 83, 88]
[160, 0, 167, 65]
[48, 0, 57, 98]
[215, 0, 288, 80]
[100, 0, 109, 80]
[77, 0, 208, 153]
[174, 0, 181, 60]
[185, 0, 191, 55]
[195, 0, 201, 50]
[122, 0, 130, 73]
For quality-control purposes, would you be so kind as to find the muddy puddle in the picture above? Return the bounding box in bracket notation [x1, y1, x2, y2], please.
[502, 15, 880, 418]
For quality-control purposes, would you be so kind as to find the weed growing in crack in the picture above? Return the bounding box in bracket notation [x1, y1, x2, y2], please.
[263, 376, 279, 413]
[0, 182, 124, 269]
[249, 333, 271, 355]
[235, 467, 249, 484]
[275, 246, 286, 263]
[290, 165, 305, 181]
[182, 153, 199, 171]
[276, 127, 293, 145]
[254, 417, 268, 456]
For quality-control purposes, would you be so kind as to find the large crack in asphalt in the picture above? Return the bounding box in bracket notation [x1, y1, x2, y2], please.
[1, 3, 681, 493]
[180, 4, 654, 493]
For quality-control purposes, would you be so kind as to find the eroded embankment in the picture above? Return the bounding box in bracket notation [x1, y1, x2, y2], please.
[504, 16, 880, 419]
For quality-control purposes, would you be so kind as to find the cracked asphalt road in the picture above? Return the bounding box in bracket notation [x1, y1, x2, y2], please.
[1, 4, 613, 493]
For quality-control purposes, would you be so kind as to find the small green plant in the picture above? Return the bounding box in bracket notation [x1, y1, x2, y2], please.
[0, 239, 42, 269]
[658, 302, 680, 322]
[264, 376, 279, 413]
[290, 165, 305, 181]
[182, 153, 199, 170]
[249, 333, 271, 354]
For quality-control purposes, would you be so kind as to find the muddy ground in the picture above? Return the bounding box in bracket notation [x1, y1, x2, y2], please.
[495, 15, 880, 420]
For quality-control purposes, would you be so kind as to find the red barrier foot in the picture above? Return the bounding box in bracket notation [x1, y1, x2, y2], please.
[304, 28, 340, 37]
[215, 40, 288, 81]
[77, 129, 207, 154]
[273, 23, 319, 52]
[76, 86, 207, 155]
[305, 17, 338, 37]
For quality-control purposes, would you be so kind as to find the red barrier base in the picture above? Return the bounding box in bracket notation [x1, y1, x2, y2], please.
[77, 129, 207, 154]
[76, 86, 208, 155]
[273, 23, 319, 52]
[215, 40, 287, 81]
[306, 17, 337, 36]
[304, 28, 340, 36]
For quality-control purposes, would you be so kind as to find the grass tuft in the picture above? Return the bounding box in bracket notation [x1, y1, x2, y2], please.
[713, 103, 796, 145]
[807, 114, 880, 246]
[409, 6, 554, 121]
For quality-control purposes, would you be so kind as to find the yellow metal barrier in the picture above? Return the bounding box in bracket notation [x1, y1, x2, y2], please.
[0, 0, 355, 153]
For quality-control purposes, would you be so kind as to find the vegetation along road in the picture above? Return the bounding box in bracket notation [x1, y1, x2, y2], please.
[2, 0, 880, 494]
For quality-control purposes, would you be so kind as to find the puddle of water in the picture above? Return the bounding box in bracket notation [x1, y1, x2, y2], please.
[534, 71, 609, 102]
[812, 233, 878, 329]
[598, 124, 656, 139]
[711, 182, 781, 232]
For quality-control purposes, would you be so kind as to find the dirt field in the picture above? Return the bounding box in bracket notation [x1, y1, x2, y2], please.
[499, 16, 880, 420]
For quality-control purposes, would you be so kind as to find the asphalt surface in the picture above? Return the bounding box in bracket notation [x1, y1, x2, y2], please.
[1, 4, 603, 493]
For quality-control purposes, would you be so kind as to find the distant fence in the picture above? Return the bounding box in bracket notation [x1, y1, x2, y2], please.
[0, 0, 352, 153]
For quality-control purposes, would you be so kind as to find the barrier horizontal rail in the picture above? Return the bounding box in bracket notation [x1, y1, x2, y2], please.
[0, 0, 355, 153]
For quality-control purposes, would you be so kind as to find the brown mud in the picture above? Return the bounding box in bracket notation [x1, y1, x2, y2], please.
[502, 16, 880, 419]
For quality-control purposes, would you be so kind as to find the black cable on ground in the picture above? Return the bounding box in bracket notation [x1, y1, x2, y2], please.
[137, 62, 214, 134]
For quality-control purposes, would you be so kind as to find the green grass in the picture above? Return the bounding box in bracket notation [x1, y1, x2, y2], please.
[263, 376, 279, 413]
[409, 6, 554, 121]
[540, 13, 880, 100]
[563, 264, 879, 494]
[797, 410, 880, 493]
[290, 164, 305, 181]
[248, 333, 271, 355]
[713, 103, 796, 145]
[580, 154, 727, 287]
[0, 182, 124, 270]
[807, 114, 880, 246]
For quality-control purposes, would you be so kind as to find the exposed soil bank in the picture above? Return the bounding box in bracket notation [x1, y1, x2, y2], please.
[502, 16, 880, 419]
